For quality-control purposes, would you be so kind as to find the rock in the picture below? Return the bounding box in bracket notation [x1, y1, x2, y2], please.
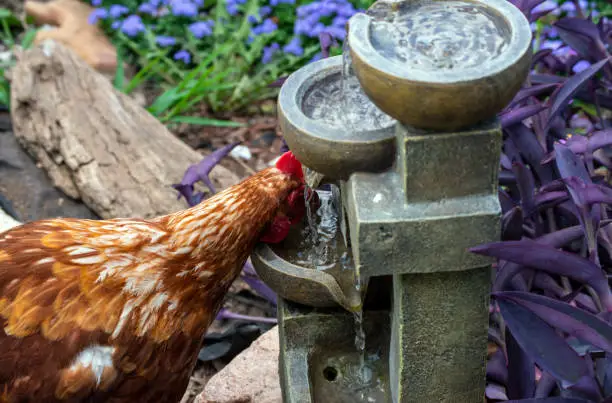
[0, 129, 98, 222]
[24, 0, 121, 74]
[195, 326, 282, 403]
[0, 205, 20, 233]
[10, 42, 240, 219]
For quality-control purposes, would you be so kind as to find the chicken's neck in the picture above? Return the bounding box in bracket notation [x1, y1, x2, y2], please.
[163, 167, 299, 292]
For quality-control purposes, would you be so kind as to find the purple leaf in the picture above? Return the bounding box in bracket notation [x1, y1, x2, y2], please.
[471, 240, 612, 310]
[531, 73, 612, 110]
[546, 57, 611, 129]
[506, 328, 536, 399]
[241, 273, 278, 306]
[509, 83, 560, 108]
[268, 76, 287, 88]
[502, 104, 548, 128]
[486, 384, 508, 401]
[487, 348, 508, 385]
[532, 49, 554, 67]
[173, 142, 241, 205]
[513, 162, 536, 216]
[534, 190, 569, 208]
[319, 32, 336, 58]
[506, 123, 555, 183]
[497, 298, 590, 388]
[505, 398, 592, 402]
[215, 308, 277, 324]
[555, 143, 591, 183]
[535, 372, 560, 398]
[554, 17, 608, 62]
[495, 291, 612, 355]
[503, 206, 525, 241]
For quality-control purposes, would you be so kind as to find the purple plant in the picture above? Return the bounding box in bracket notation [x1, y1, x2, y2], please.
[467, 2, 612, 401]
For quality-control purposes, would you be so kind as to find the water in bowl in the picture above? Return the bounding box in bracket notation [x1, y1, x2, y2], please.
[369, 0, 511, 71]
[301, 51, 394, 132]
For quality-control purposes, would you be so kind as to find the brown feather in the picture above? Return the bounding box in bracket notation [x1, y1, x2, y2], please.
[0, 166, 301, 402]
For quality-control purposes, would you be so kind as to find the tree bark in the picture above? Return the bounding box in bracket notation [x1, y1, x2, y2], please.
[9, 41, 240, 219]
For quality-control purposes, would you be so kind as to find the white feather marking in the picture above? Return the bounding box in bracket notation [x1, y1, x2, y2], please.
[96, 256, 133, 282]
[66, 246, 97, 256]
[71, 254, 105, 265]
[70, 345, 115, 385]
[137, 293, 168, 334]
[112, 301, 135, 338]
[174, 246, 192, 255]
[198, 271, 213, 279]
[123, 273, 160, 296]
[23, 248, 41, 253]
[36, 257, 55, 265]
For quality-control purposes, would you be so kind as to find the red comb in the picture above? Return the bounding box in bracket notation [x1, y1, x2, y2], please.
[275, 151, 304, 181]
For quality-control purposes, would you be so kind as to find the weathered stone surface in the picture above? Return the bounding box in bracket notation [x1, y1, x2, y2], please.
[10, 41, 240, 219]
[195, 326, 282, 403]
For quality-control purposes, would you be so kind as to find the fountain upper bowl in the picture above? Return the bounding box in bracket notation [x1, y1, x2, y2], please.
[348, 0, 533, 131]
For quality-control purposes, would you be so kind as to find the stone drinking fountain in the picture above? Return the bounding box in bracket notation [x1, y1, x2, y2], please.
[251, 0, 532, 401]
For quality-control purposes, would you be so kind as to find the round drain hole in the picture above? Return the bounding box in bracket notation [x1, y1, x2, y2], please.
[323, 366, 338, 382]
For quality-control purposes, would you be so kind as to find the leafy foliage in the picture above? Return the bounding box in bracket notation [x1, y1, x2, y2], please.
[0, 8, 37, 109]
[86, 0, 366, 114]
[465, 1, 612, 401]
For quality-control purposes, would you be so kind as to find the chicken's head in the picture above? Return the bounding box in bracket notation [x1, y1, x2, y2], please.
[259, 151, 319, 244]
[259, 184, 319, 244]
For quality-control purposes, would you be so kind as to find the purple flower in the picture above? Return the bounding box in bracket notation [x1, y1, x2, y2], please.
[324, 25, 346, 40]
[259, 6, 272, 17]
[252, 18, 277, 35]
[171, 0, 199, 17]
[270, 0, 294, 5]
[174, 49, 192, 64]
[262, 42, 280, 64]
[226, 1, 239, 15]
[532, 0, 558, 14]
[88, 8, 108, 24]
[109, 4, 130, 18]
[138, 2, 158, 15]
[111, 20, 121, 29]
[189, 20, 214, 38]
[121, 15, 145, 37]
[572, 60, 592, 74]
[91, 0, 102, 6]
[540, 39, 564, 50]
[283, 37, 303, 56]
[156, 35, 177, 47]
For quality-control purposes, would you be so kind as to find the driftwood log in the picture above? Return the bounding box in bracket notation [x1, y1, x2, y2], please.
[9, 41, 240, 219]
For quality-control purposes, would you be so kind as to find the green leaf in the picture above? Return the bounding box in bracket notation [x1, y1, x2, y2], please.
[113, 52, 125, 92]
[148, 87, 184, 116]
[20, 29, 37, 49]
[0, 8, 13, 19]
[166, 115, 245, 127]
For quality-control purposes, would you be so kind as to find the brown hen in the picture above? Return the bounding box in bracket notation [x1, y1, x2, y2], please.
[0, 151, 305, 403]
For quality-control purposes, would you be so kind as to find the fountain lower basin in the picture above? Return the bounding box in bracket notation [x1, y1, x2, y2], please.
[252, 187, 362, 312]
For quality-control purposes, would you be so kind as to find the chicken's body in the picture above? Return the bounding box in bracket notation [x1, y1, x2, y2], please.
[0, 156, 304, 403]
